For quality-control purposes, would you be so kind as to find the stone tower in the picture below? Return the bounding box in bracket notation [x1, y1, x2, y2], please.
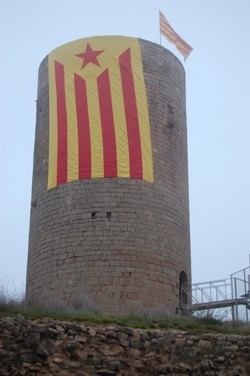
[26, 36, 191, 314]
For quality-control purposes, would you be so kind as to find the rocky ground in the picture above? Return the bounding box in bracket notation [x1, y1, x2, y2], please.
[0, 316, 250, 376]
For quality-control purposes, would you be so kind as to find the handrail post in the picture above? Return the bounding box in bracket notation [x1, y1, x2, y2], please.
[231, 274, 235, 321]
[234, 278, 238, 321]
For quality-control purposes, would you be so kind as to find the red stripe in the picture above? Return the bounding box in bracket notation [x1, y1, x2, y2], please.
[97, 68, 117, 178]
[54, 61, 67, 185]
[74, 73, 91, 179]
[119, 48, 142, 179]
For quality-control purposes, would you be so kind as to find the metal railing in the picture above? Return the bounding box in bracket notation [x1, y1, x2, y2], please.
[231, 277, 250, 321]
[180, 277, 250, 321]
[230, 267, 250, 321]
[181, 278, 231, 306]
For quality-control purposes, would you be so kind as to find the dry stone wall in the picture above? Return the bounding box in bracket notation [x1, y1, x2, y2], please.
[26, 38, 191, 314]
[0, 317, 250, 376]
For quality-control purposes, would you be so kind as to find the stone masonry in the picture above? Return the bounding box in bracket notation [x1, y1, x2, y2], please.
[26, 37, 191, 314]
[1, 316, 250, 376]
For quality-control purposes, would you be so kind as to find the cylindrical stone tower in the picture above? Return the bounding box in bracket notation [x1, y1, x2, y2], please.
[26, 36, 191, 314]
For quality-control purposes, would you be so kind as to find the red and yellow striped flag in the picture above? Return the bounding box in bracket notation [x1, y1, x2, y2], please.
[159, 11, 193, 60]
[48, 36, 154, 190]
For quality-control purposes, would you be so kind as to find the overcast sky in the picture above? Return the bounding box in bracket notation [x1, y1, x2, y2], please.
[0, 0, 249, 294]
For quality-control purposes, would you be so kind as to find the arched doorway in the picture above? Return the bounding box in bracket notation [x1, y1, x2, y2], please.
[179, 271, 188, 307]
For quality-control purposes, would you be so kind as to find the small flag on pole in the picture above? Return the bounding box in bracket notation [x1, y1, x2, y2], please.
[159, 10, 193, 60]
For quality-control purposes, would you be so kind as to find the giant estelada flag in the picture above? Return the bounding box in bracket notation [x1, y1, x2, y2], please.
[48, 36, 154, 190]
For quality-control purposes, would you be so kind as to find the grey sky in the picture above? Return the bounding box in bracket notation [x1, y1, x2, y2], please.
[0, 0, 249, 293]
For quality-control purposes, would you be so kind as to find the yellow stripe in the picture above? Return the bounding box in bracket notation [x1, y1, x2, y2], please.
[109, 59, 130, 178]
[130, 40, 154, 183]
[87, 77, 104, 178]
[48, 56, 58, 190]
[65, 70, 78, 182]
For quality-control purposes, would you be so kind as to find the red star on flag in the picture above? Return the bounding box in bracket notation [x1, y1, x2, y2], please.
[75, 43, 104, 69]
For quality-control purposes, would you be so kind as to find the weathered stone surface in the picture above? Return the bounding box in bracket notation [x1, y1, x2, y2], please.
[0, 317, 249, 376]
[63, 340, 80, 351]
[48, 327, 61, 336]
[109, 345, 125, 356]
[75, 334, 88, 343]
[74, 350, 87, 362]
[88, 328, 96, 337]
[199, 339, 212, 349]
[35, 344, 50, 358]
[105, 330, 117, 338]
[19, 349, 40, 363]
[200, 360, 210, 371]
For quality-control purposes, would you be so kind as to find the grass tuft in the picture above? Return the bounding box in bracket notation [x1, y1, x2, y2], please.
[0, 278, 249, 335]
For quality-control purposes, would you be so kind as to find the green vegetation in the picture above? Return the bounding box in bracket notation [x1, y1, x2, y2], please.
[0, 278, 249, 335]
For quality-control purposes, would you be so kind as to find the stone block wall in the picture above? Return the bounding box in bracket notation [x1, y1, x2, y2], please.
[1, 317, 250, 375]
[26, 38, 191, 314]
